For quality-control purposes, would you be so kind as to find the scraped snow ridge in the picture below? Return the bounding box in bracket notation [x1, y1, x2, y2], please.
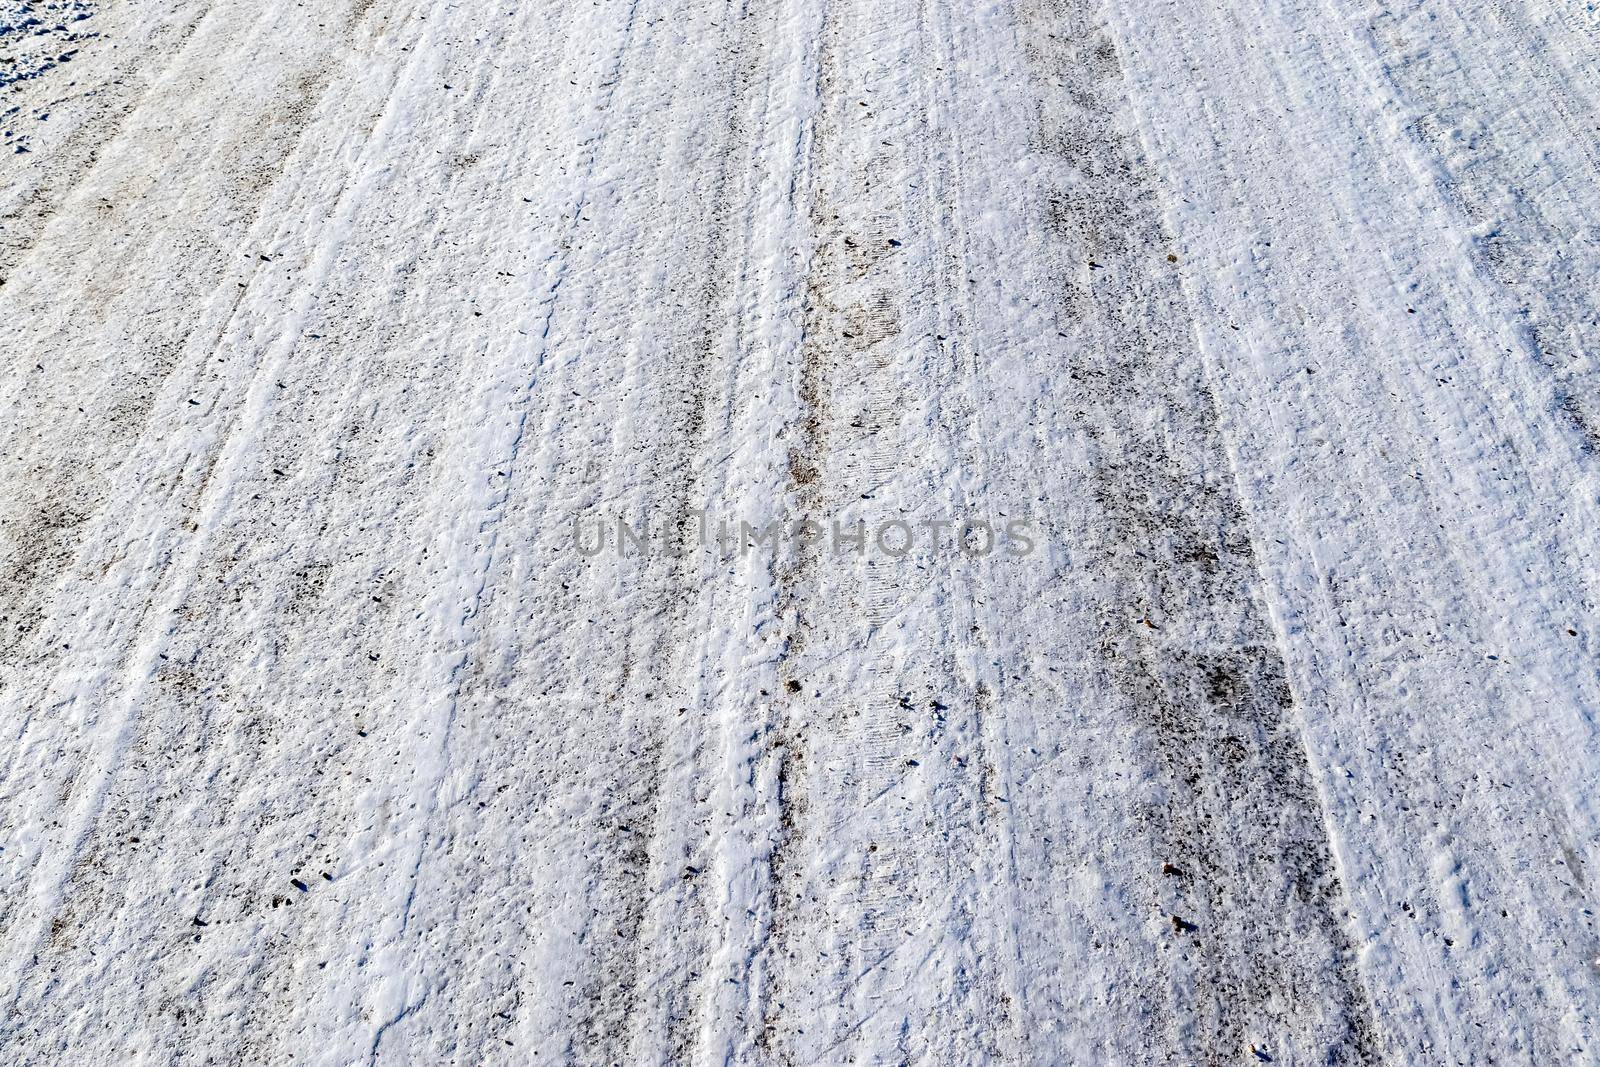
[2, 0, 1597, 1062]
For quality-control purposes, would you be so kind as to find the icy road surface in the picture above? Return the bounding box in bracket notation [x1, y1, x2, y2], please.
[2, 0, 1599, 1062]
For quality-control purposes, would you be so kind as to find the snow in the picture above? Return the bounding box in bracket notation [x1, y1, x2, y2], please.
[1, 0, 1597, 1062]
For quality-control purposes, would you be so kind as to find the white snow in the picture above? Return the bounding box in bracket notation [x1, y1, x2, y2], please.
[1, 0, 1597, 1062]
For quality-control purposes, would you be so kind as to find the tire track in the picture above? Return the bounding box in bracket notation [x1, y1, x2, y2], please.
[1105, 0, 1600, 1056]
[560, 0, 744, 1044]
[1365, 0, 1600, 456]
[299, 0, 794, 1060]
[0, 1, 449, 1051]
[1014, 0, 1382, 1060]
[605, 0, 793, 1057]
[756, 0, 1024, 1059]
[0, 0, 405, 673]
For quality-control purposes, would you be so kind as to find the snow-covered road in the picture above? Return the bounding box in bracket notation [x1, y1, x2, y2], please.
[2, 0, 1597, 1062]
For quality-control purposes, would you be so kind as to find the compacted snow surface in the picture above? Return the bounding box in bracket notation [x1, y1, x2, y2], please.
[2, 0, 1598, 1062]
